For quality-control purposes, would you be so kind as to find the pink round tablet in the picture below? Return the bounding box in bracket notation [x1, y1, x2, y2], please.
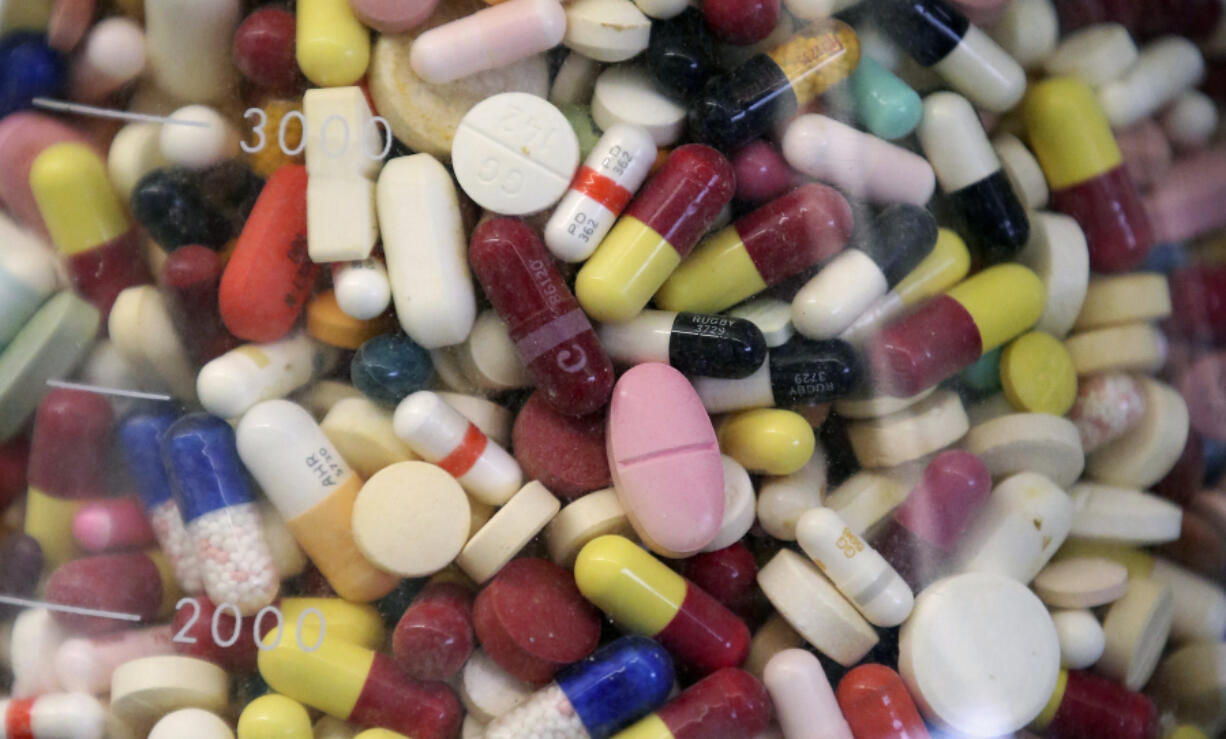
[607, 363, 725, 558]
[73, 497, 156, 553]
[512, 390, 611, 500]
[473, 559, 601, 685]
[1180, 353, 1226, 443]
[350, 0, 440, 33]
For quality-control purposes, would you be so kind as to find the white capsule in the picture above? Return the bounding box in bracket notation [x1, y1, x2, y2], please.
[1160, 90, 1218, 151]
[792, 250, 888, 340]
[197, 333, 337, 418]
[0, 693, 107, 739]
[1044, 23, 1138, 87]
[918, 91, 1001, 193]
[331, 259, 391, 320]
[931, 25, 1027, 114]
[1098, 36, 1205, 129]
[545, 124, 657, 262]
[795, 507, 914, 627]
[409, 0, 566, 84]
[394, 391, 523, 506]
[377, 154, 477, 348]
[144, 0, 239, 102]
[596, 309, 674, 366]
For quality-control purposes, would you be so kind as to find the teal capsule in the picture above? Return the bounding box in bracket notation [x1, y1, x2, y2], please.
[960, 346, 1003, 395]
[849, 56, 922, 141]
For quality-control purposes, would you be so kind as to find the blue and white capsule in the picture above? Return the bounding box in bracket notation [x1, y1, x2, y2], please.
[118, 407, 203, 593]
[485, 636, 674, 739]
[163, 413, 279, 614]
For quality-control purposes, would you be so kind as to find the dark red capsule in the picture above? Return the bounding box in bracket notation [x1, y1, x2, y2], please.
[679, 542, 759, 623]
[1050, 166, 1152, 274]
[232, 7, 302, 91]
[702, 0, 781, 45]
[655, 667, 772, 738]
[45, 552, 164, 634]
[1043, 669, 1158, 739]
[171, 594, 263, 672]
[27, 388, 113, 499]
[392, 582, 475, 682]
[161, 245, 240, 364]
[0, 436, 29, 510]
[469, 217, 614, 417]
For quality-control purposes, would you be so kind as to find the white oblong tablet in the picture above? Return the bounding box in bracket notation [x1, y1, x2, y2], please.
[899, 572, 1060, 737]
[452, 92, 579, 216]
[953, 471, 1072, 584]
[591, 64, 687, 146]
[352, 461, 471, 578]
[1064, 323, 1167, 376]
[563, 0, 650, 63]
[1015, 212, 1089, 338]
[1051, 609, 1106, 670]
[960, 413, 1084, 488]
[703, 455, 757, 552]
[1034, 558, 1130, 609]
[1074, 273, 1172, 331]
[993, 133, 1048, 210]
[1150, 557, 1226, 645]
[1069, 483, 1183, 545]
[1099, 577, 1173, 690]
[846, 390, 969, 469]
[110, 656, 229, 736]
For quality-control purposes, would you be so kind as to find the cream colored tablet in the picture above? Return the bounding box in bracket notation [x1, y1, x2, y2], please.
[462, 715, 488, 739]
[591, 64, 687, 146]
[456, 311, 532, 392]
[149, 709, 234, 739]
[545, 488, 633, 568]
[1051, 609, 1106, 670]
[456, 481, 561, 583]
[833, 386, 935, 420]
[1015, 212, 1090, 338]
[1074, 273, 1172, 331]
[1086, 377, 1188, 488]
[298, 380, 365, 418]
[1034, 558, 1130, 609]
[744, 614, 805, 680]
[757, 450, 826, 541]
[1152, 642, 1226, 736]
[960, 413, 1084, 487]
[108, 286, 168, 392]
[550, 52, 603, 106]
[846, 390, 968, 468]
[430, 347, 482, 394]
[321, 397, 418, 479]
[728, 298, 794, 348]
[965, 393, 1016, 426]
[1069, 483, 1183, 545]
[757, 549, 878, 667]
[459, 648, 535, 723]
[989, 0, 1058, 70]
[954, 472, 1072, 584]
[352, 461, 471, 578]
[135, 288, 196, 401]
[1065, 323, 1166, 376]
[899, 573, 1060, 737]
[824, 460, 925, 536]
[563, 0, 650, 63]
[764, 650, 853, 739]
[1151, 558, 1226, 645]
[993, 133, 1048, 210]
[437, 392, 514, 448]
[110, 656, 229, 735]
[1099, 577, 1173, 690]
[704, 455, 756, 552]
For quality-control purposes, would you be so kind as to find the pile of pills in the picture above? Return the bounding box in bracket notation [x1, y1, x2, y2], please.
[4, 0, 1226, 737]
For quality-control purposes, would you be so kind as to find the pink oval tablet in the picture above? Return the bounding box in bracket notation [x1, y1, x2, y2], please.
[349, 0, 440, 33]
[607, 362, 724, 557]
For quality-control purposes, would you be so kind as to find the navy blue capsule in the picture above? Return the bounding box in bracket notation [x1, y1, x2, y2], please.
[162, 413, 257, 523]
[118, 407, 180, 510]
[872, 0, 969, 67]
[669, 313, 767, 378]
[646, 8, 720, 101]
[855, 203, 939, 286]
[689, 57, 795, 153]
[556, 636, 675, 739]
[947, 170, 1030, 263]
[350, 333, 434, 408]
[131, 168, 233, 250]
[0, 32, 65, 117]
[767, 337, 863, 405]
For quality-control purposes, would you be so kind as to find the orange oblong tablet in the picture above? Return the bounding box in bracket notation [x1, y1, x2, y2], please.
[219, 165, 315, 343]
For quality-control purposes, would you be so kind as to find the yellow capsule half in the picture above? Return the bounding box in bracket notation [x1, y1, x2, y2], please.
[717, 408, 815, 476]
[30, 142, 128, 256]
[576, 217, 682, 323]
[574, 535, 686, 636]
[1024, 77, 1122, 190]
[654, 226, 768, 314]
[296, 0, 370, 87]
[946, 264, 1045, 353]
[894, 228, 971, 307]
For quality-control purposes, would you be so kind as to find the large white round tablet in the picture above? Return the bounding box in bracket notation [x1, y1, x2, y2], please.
[452, 92, 579, 215]
[899, 572, 1060, 737]
[592, 65, 688, 146]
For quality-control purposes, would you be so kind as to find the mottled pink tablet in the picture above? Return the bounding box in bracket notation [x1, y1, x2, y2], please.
[607, 362, 724, 557]
[349, 0, 440, 33]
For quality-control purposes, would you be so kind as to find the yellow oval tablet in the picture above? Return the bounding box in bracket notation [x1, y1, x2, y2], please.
[237, 694, 312, 739]
[1000, 331, 1078, 415]
[717, 408, 815, 475]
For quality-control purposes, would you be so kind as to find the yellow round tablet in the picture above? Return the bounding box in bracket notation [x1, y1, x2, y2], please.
[1000, 331, 1078, 415]
[717, 408, 815, 476]
[238, 694, 312, 739]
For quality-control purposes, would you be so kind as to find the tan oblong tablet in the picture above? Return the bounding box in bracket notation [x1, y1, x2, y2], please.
[1069, 483, 1183, 545]
[846, 390, 968, 468]
[1064, 323, 1166, 376]
[321, 397, 418, 479]
[544, 488, 633, 568]
[1086, 377, 1189, 488]
[960, 413, 1084, 487]
[1100, 577, 1174, 690]
[352, 461, 471, 578]
[757, 549, 878, 667]
[824, 460, 926, 536]
[456, 481, 561, 584]
[1034, 558, 1130, 609]
[110, 656, 229, 735]
[1074, 273, 1172, 331]
[1015, 212, 1089, 338]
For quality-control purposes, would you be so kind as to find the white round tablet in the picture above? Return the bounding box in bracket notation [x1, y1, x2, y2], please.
[452, 92, 579, 215]
[899, 572, 1060, 737]
[149, 709, 234, 739]
[1051, 609, 1106, 670]
[159, 105, 239, 171]
[591, 64, 688, 146]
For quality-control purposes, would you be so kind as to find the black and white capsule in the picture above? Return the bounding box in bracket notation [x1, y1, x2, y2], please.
[917, 92, 1030, 264]
[792, 204, 938, 340]
[692, 336, 862, 412]
[597, 310, 768, 378]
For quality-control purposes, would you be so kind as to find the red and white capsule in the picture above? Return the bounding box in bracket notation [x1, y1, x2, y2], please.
[545, 124, 657, 263]
[0, 693, 107, 739]
[394, 391, 523, 506]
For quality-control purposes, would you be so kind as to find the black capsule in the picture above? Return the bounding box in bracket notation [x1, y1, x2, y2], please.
[131, 167, 233, 250]
[689, 56, 796, 152]
[947, 170, 1030, 264]
[669, 312, 767, 379]
[855, 203, 940, 285]
[646, 9, 721, 102]
[871, 0, 969, 66]
[767, 337, 863, 405]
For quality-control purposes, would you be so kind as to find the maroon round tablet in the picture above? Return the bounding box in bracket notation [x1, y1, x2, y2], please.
[512, 390, 611, 500]
[45, 552, 164, 634]
[393, 582, 475, 682]
[473, 558, 601, 684]
[732, 140, 796, 204]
